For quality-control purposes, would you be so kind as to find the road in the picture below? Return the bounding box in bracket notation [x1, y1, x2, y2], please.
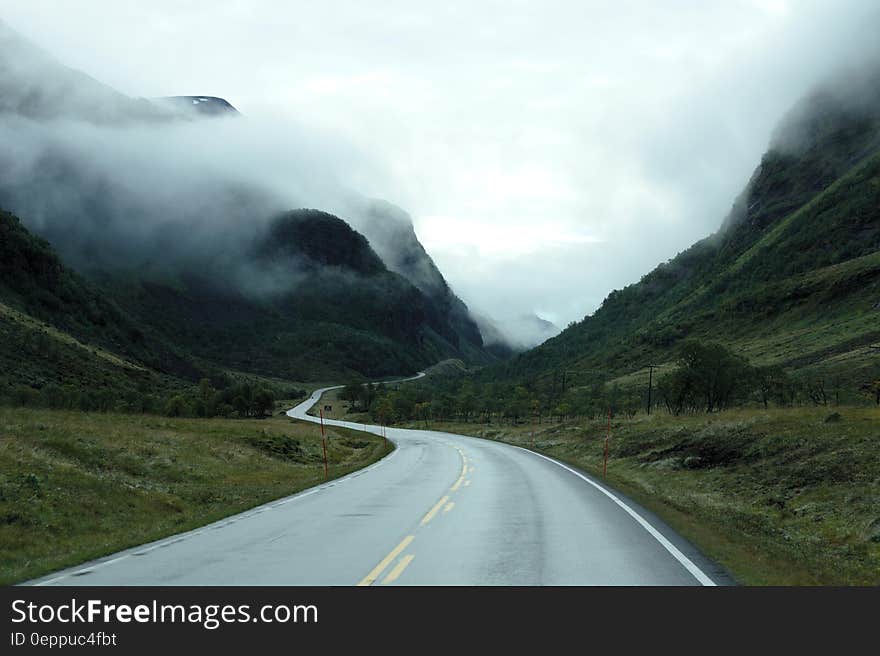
[31, 381, 728, 586]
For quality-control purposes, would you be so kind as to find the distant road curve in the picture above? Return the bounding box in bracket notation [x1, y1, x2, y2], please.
[32, 373, 730, 585]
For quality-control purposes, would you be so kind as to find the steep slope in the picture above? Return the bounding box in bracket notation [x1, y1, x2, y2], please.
[91, 210, 490, 380]
[0, 209, 196, 405]
[495, 64, 880, 393]
[357, 200, 489, 361]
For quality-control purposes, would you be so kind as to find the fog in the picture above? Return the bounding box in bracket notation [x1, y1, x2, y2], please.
[0, 18, 399, 299]
[2, 1, 879, 348]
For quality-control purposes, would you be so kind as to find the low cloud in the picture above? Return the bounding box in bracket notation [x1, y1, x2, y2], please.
[2, 2, 879, 339]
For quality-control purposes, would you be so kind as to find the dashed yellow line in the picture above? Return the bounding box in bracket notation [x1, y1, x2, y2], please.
[450, 451, 468, 492]
[382, 554, 415, 584]
[357, 535, 415, 586]
[420, 495, 449, 525]
[358, 445, 470, 585]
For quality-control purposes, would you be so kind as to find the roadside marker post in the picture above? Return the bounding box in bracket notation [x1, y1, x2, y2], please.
[318, 408, 328, 479]
[604, 407, 610, 479]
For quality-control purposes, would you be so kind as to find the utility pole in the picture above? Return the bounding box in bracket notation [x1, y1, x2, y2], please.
[647, 365, 655, 415]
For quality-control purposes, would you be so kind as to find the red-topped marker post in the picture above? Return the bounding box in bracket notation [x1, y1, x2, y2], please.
[603, 408, 611, 479]
[320, 407, 328, 479]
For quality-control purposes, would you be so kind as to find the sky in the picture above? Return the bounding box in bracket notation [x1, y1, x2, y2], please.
[3, 0, 879, 340]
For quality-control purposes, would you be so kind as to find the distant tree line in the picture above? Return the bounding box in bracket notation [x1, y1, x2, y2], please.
[339, 340, 880, 426]
[0, 372, 306, 419]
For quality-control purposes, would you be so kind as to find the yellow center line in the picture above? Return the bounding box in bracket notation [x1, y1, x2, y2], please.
[381, 554, 415, 584]
[450, 452, 469, 492]
[357, 535, 415, 586]
[358, 444, 467, 585]
[420, 495, 449, 525]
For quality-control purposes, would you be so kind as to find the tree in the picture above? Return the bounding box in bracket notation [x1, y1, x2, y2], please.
[863, 377, 880, 406]
[374, 397, 395, 424]
[803, 377, 828, 407]
[164, 395, 189, 417]
[457, 381, 477, 422]
[252, 388, 275, 417]
[199, 378, 213, 401]
[232, 395, 249, 417]
[753, 365, 790, 409]
[414, 401, 431, 428]
[504, 386, 530, 424]
[658, 341, 751, 414]
[340, 383, 363, 410]
[553, 403, 571, 421]
[12, 385, 39, 407]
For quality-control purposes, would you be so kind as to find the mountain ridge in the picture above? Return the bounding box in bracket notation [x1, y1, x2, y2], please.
[0, 23, 494, 389]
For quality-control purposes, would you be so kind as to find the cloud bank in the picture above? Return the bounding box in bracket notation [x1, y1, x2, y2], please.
[2, 1, 879, 347]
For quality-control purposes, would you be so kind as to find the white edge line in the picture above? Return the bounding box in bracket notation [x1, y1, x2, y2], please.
[514, 445, 717, 586]
[296, 375, 716, 586]
[37, 555, 131, 586]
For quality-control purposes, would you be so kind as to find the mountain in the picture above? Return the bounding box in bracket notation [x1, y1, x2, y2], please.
[0, 20, 174, 124]
[156, 96, 239, 117]
[472, 312, 560, 360]
[0, 209, 197, 406]
[0, 23, 494, 385]
[492, 62, 880, 397]
[356, 200, 488, 359]
[1, 200, 493, 397]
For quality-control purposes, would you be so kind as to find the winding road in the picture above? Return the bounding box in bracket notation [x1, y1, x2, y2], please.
[31, 380, 729, 586]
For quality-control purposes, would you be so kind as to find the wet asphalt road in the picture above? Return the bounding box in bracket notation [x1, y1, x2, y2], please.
[31, 384, 726, 586]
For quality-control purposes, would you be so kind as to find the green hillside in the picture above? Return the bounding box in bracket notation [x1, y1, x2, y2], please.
[0, 210, 198, 410]
[0, 205, 493, 411]
[87, 209, 491, 382]
[490, 71, 880, 401]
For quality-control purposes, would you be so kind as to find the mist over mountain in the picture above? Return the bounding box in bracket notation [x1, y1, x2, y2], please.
[0, 21, 493, 381]
[474, 312, 559, 355]
[491, 57, 880, 392]
[0, 20, 174, 124]
[351, 200, 486, 349]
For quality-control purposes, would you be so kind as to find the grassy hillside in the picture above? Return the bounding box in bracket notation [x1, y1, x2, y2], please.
[0, 210, 199, 379]
[0, 409, 391, 584]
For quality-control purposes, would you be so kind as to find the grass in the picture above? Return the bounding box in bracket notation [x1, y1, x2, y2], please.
[0, 407, 392, 584]
[400, 406, 880, 585]
[0, 301, 146, 372]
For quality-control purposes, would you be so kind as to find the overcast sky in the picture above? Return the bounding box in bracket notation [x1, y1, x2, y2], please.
[4, 0, 879, 335]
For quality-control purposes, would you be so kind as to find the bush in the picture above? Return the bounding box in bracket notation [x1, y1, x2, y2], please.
[164, 395, 189, 417]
